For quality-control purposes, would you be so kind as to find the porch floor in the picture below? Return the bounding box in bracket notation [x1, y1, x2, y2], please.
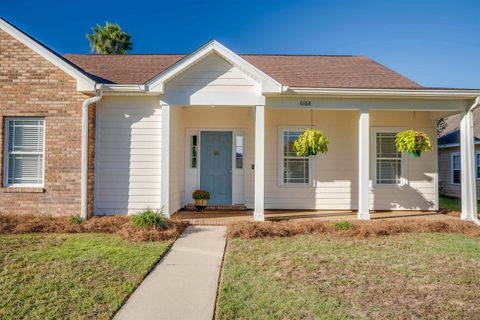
[172, 209, 456, 226]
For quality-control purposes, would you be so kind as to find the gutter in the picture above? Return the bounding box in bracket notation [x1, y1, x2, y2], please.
[469, 96, 480, 112]
[287, 87, 480, 99]
[80, 85, 103, 220]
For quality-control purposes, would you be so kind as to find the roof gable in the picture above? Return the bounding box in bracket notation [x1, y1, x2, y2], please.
[145, 40, 282, 93]
[0, 18, 96, 91]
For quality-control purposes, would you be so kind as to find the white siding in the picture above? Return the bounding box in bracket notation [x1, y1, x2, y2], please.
[94, 96, 163, 215]
[163, 53, 263, 106]
[169, 107, 185, 213]
[264, 109, 358, 210]
[262, 109, 437, 211]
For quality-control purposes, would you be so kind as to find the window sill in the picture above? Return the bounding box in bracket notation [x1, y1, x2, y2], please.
[2, 187, 45, 193]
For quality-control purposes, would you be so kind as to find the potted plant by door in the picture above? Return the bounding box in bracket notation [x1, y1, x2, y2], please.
[395, 129, 433, 157]
[192, 189, 210, 212]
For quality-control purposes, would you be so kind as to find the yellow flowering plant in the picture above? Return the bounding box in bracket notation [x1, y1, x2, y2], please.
[293, 128, 329, 157]
[395, 130, 433, 157]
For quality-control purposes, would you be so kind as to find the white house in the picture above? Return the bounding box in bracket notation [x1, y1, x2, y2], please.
[1, 18, 479, 223]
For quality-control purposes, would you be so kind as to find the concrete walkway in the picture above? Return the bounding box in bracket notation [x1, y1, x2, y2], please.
[114, 226, 227, 320]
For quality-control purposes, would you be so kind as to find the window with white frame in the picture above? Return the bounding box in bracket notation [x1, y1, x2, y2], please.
[190, 135, 198, 168]
[451, 153, 460, 184]
[4, 118, 45, 186]
[477, 152, 480, 180]
[281, 130, 309, 184]
[235, 135, 244, 169]
[376, 132, 402, 184]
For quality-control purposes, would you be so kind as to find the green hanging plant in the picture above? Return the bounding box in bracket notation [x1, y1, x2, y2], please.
[293, 128, 329, 157]
[395, 129, 433, 157]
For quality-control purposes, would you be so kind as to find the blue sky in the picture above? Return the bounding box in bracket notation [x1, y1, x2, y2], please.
[2, 0, 479, 88]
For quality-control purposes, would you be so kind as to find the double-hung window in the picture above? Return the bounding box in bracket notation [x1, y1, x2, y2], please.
[4, 118, 45, 187]
[375, 132, 402, 185]
[451, 153, 461, 184]
[477, 152, 480, 180]
[281, 130, 310, 184]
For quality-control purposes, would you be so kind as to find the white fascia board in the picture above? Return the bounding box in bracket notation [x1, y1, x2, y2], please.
[0, 18, 96, 92]
[101, 84, 147, 94]
[146, 40, 282, 94]
[288, 87, 480, 99]
[438, 141, 480, 149]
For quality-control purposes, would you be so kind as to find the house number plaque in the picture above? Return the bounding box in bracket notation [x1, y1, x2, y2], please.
[300, 100, 311, 106]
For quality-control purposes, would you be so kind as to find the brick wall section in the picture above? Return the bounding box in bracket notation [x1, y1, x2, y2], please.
[0, 29, 94, 216]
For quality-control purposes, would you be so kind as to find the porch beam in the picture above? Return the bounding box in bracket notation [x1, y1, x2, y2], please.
[460, 109, 478, 222]
[254, 105, 265, 221]
[358, 109, 371, 220]
[161, 101, 171, 217]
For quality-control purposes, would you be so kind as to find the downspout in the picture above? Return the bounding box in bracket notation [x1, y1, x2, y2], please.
[80, 85, 103, 220]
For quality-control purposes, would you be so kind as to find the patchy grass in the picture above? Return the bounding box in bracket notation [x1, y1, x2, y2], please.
[439, 195, 480, 213]
[226, 219, 480, 239]
[0, 214, 188, 242]
[0, 233, 172, 320]
[217, 233, 480, 319]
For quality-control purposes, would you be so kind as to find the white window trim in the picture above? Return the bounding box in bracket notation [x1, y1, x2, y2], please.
[371, 127, 408, 187]
[3, 117, 45, 188]
[277, 126, 315, 188]
[476, 151, 480, 181]
[451, 151, 480, 184]
[183, 128, 246, 206]
[451, 152, 461, 185]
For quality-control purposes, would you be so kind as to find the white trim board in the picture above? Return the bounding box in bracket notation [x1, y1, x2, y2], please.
[146, 40, 282, 94]
[184, 128, 246, 206]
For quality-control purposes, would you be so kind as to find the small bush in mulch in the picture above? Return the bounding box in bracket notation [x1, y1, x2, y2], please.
[226, 219, 480, 239]
[131, 208, 169, 229]
[332, 220, 353, 231]
[0, 214, 188, 242]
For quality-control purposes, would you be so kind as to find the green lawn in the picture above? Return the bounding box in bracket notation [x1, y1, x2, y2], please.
[217, 233, 480, 319]
[439, 195, 480, 212]
[0, 233, 172, 320]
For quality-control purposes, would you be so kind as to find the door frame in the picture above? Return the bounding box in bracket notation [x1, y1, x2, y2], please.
[184, 128, 246, 206]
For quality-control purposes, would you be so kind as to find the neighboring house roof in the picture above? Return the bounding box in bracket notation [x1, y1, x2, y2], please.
[64, 53, 423, 89]
[438, 129, 480, 148]
[441, 108, 480, 138]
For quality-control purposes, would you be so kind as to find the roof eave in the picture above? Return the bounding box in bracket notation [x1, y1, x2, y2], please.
[287, 87, 480, 99]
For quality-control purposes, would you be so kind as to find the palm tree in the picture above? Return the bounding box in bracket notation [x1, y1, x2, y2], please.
[86, 22, 133, 54]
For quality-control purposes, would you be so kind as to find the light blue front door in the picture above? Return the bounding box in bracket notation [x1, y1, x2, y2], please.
[200, 131, 232, 205]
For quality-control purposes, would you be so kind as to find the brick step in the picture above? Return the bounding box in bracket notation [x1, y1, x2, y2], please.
[183, 204, 248, 211]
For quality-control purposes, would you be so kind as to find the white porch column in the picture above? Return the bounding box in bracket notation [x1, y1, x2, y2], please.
[161, 102, 171, 217]
[358, 109, 371, 220]
[460, 109, 478, 221]
[254, 105, 265, 221]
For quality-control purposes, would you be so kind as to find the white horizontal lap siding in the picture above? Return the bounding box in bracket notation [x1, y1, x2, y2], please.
[263, 109, 437, 211]
[94, 96, 163, 215]
[369, 111, 437, 210]
[164, 53, 262, 106]
[264, 109, 358, 210]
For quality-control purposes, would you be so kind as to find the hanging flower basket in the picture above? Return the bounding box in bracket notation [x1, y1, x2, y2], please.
[395, 130, 433, 157]
[293, 128, 329, 157]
